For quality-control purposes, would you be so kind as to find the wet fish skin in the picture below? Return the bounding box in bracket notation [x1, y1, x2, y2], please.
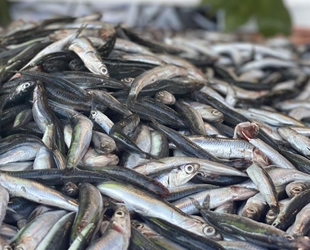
[153, 163, 200, 188]
[109, 114, 153, 159]
[131, 220, 188, 250]
[68, 223, 96, 250]
[127, 65, 188, 106]
[142, 216, 224, 250]
[66, 114, 93, 169]
[278, 127, 310, 157]
[129, 225, 162, 250]
[272, 189, 310, 230]
[150, 130, 169, 158]
[287, 202, 310, 237]
[0, 173, 78, 212]
[69, 37, 109, 76]
[197, 204, 310, 249]
[215, 201, 236, 214]
[0, 186, 9, 227]
[91, 165, 169, 198]
[36, 212, 75, 250]
[172, 185, 257, 215]
[133, 156, 246, 177]
[188, 101, 224, 123]
[14, 210, 68, 250]
[86, 205, 131, 250]
[246, 163, 279, 213]
[241, 193, 268, 221]
[87, 89, 132, 117]
[91, 130, 116, 154]
[285, 180, 310, 198]
[121, 124, 152, 169]
[175, 100, 207, 136]
[155, 90, 176, 105]
[70, 183, 103, 243]
[4, 198, 36, 224]
[97, 181, 220, 240]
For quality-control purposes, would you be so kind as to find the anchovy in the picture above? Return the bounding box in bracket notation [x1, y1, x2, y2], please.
[97, 181, 221, 240]
[0, 173, 78, 211]
[127, 65, 188, 106]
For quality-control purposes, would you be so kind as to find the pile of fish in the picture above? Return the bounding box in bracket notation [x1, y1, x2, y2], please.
[1, 14, 310, 250]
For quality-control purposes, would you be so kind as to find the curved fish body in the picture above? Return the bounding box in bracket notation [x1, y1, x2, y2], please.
[246, 164, 278, 213]
[97, 181, 221, 240]
[15, 210, 67, 250]
[0, 174, 78, 212]
[0, 186, 9, 227]
[70, 183, 103, 243]
[86, 205, 131, 250]
[66, 114, 93, 169]
[278, 127, 310, 157]
[127, 65, 188, 106]
[173, 185, 257, 215]
[153, 163, 200, 188]
[69, 37, 109, 76]
[133, 156, 246, 177]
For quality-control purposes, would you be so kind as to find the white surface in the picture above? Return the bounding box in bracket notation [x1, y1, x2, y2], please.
[9, 0, 200, 6]
[8, 0, 310, 27]
[284, 0, 310, 27]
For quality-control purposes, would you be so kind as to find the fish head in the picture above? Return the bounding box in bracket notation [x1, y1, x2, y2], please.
[210, 108, 223, 118]
[32, 81, 44, 103]
[202, 223, 222, 240]
[111, 205, 131, 235]
[286, 182, 307, 198]
[234, 122, 259, 140]
[176, 163, 200, 184]
[242, 206, 260, 221]
[294, 236, 310, 250]
[131, 220, 157, 237]
[121, 77, 135, 87]
[99, 140, 117, 154]
[253, 148, 270, 166]
[99, 65, 109, 76]
[265, 209, 277, 224]
[13, 80, 36, 97]
[90, 110, 98, 121]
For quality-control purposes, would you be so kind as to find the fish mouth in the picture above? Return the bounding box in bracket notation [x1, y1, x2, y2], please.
[234, 122, 259, 140]
[111, 221, 125, 234]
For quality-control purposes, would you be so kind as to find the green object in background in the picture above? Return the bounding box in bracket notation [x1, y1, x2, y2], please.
[0, 0, 10, 26]
[202, 0, 292, 37]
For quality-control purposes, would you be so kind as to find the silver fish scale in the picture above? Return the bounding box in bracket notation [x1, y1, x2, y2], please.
[1, 14, 310, 250]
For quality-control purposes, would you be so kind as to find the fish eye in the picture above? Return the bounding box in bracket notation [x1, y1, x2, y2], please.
[284, 235, 294, 241]
[253, 124, 259, 132]
[267, 210, 276, 217]
[246, 208, 256, 214]
[292, 187, 302, 193]
[90, 111, 97, 117]
[211, 110, 221, 116]
[185, 164, 194, 173]
[22, 82, 31, 91]
[203, 226, 215, 235]
[101, 67, 108, 75]
[115, 210, 125, 217]
[197, 172, 206, 177]
[24, 82, 31, 88]
[134, 223, 144, 230]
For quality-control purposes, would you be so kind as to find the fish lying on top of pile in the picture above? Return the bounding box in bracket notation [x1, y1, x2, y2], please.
[1, 13, 310, 250]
